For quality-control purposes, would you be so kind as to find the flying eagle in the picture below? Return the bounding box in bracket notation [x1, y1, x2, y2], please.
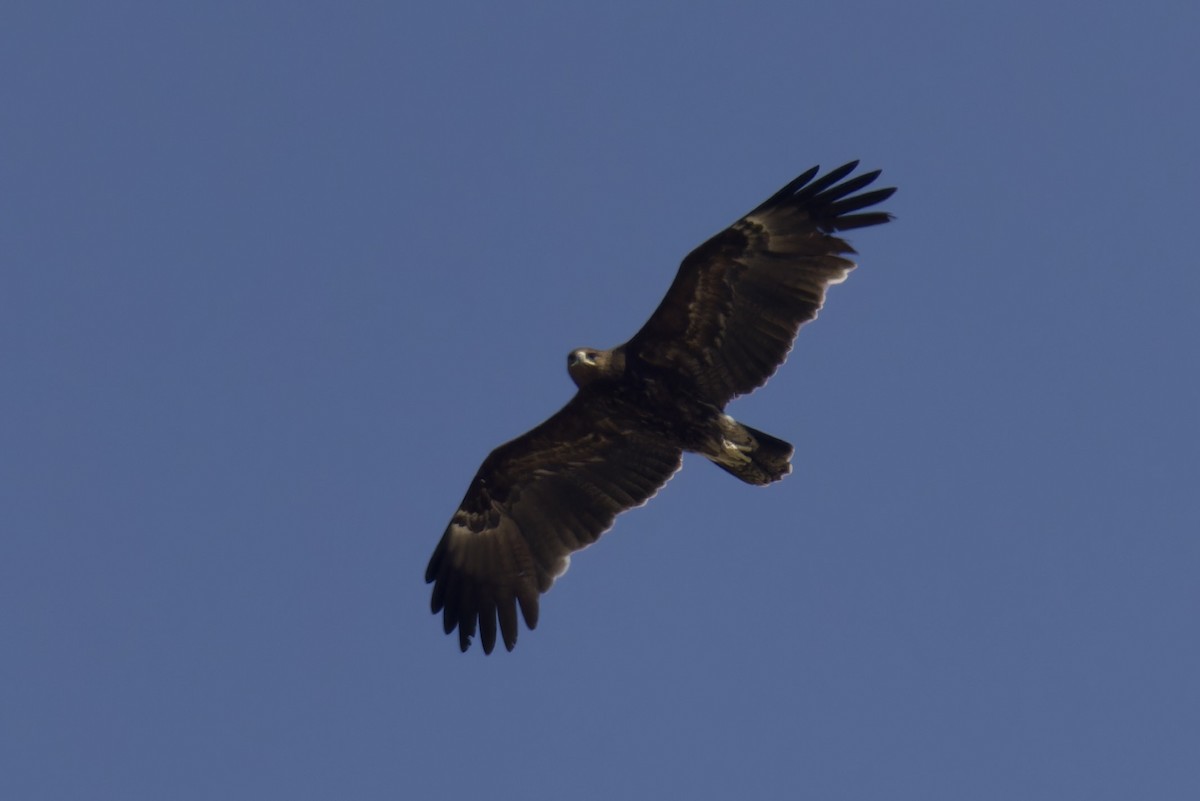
[426, 161, 895, 653]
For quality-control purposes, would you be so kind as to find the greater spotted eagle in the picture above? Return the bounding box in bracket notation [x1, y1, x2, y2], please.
[426, 162, 895, 653]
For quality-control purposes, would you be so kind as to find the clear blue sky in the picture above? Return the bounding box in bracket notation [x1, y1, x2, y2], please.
[3, 2, 1198, 799]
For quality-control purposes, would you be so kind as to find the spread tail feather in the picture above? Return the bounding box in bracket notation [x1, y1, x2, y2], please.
[708, 421, 793, 485]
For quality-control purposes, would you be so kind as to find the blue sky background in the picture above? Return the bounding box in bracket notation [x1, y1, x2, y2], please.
[3, 2, 1198, 799]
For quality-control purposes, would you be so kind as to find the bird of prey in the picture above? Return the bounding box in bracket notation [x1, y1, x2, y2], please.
[426, 161, 895, 653]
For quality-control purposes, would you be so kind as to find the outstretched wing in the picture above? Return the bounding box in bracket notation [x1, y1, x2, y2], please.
[425, 390, 683, 654]
[626, 161, 896, 406]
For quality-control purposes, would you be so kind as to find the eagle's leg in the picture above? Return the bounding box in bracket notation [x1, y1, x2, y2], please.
[718, 414, 755, 462]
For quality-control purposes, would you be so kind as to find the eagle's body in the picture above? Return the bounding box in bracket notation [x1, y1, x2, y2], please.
[426, 162, 896, 653]
[566, 345, 791, 485]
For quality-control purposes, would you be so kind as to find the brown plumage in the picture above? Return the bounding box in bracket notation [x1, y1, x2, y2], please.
[426, 161, 896, 653]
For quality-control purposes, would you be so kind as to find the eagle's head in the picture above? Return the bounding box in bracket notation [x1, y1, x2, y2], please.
[567, 347, 622, 388]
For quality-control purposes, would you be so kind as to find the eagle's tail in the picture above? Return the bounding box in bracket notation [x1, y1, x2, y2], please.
[707, 419, 794, 486]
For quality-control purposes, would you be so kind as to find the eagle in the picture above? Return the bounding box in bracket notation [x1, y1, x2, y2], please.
[426, 161, 895, 653]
